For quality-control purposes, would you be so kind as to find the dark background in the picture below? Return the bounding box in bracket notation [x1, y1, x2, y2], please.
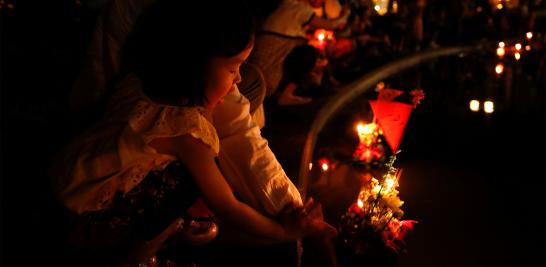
[2, 1, 545, 266]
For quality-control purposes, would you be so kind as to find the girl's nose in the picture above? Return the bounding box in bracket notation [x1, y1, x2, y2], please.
[234, 71, 242, 84]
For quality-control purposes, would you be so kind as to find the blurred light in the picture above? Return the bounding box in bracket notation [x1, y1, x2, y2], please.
[356, 123, 374, 135]
[496, 3, 503, 9]
[515, 43, 522, 51]
[373, 0, 388, 15]
[357, 199, 364, 208]
[376, 81, 385, 90]
[484, 101, 494, 113]
[469, 100, 480, 112]
[317, 32, 325, 41]
[525, 45, 531, 51]
[477, 6, 483, 12]
[309, 163, 313, 171]
[392, 1, 398, 13]
[495, 63, 504, 75]
[514, 52, 521, 60]
[526, 32, 533, 40]
[496, 47, 505, 57]
[321, 162, 329, 171]
[498, 42, 505, 48]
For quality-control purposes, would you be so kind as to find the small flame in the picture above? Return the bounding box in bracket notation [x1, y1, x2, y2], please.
[321, 162, 329, 171]
[495, 63, 504, 75]
[496, 47, 505, 57]
[357, 199, 364, 208]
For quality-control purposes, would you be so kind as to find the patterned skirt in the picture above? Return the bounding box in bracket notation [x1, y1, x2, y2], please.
[65, 161, 202, 266]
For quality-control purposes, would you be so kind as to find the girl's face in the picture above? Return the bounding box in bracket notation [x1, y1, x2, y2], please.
[203, 42, 253, 110]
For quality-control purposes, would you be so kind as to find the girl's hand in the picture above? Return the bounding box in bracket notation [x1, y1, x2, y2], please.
[278, 198, 337, 240]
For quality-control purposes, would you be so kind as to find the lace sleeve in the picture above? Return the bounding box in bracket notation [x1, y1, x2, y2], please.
[130, 103, 220, 155]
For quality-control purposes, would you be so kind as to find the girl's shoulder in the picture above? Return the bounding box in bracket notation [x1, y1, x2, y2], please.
[129, 97, 220, 155]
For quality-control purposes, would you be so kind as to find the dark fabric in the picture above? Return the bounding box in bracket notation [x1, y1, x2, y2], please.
[239, 62, 266, 114]
[65, 160, 201, 266]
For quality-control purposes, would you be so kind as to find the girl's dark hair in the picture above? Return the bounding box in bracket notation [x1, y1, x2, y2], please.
[121, 0, 256, 106]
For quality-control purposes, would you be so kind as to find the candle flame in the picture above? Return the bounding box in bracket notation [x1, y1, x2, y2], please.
[357, 199, 364, 208]
[495, 63, 504, 74]
[496, 47, 505, 57]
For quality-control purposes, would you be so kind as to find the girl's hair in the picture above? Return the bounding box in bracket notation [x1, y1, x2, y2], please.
[122, 0, 256, 106]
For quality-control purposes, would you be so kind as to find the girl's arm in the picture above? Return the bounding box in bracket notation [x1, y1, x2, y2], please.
[149, 134, 304, 242]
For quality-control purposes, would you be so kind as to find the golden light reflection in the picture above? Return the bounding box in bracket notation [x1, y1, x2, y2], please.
[470, 100, 480, 112]
[496, 47, 505, 57]
[392, 1, 398, 13]
[495, 63, 504, 75]
[484, 101, 494, 113]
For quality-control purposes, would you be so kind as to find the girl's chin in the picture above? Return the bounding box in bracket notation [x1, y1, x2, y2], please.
[205, 98, 225, 110]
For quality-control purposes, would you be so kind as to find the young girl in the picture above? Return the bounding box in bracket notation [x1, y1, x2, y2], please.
[50, 1, 334, 266]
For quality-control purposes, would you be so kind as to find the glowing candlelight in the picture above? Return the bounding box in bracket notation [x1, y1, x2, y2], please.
[498, 42, 505, 48]
[484, 101, 494, 113]
[321, 162, 329, 171]
[469, 100, 480, 112]
[356, 122, 378, 146]
[496, 47, 505, 57]
[515, 43, 522, 51]
[495, 63, 504, 75]
[514, 52, 521, 60]
[525, 45, 531, 51]
[392, 1, 398, 13]
[526, 32, 533, 40]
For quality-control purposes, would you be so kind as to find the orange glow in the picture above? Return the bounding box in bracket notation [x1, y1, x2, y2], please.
[495, 63, 504, 75]
[496, 47, 505, 57]
[321, 163, 329, 171]
[525, 45, 531, 51]
[357, 199, 364, 208]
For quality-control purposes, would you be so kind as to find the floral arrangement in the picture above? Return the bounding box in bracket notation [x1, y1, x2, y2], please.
[352, 122, 389, 169]
[339, 153, 417, 255]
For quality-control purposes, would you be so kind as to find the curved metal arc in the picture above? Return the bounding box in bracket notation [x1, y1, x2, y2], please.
[297, 45, 481, 199]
